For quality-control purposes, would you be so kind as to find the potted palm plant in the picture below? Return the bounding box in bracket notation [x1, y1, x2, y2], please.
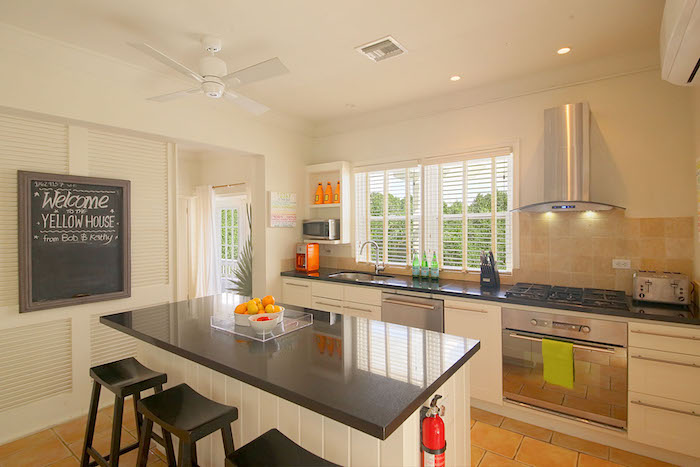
[228, 204, 252, 297]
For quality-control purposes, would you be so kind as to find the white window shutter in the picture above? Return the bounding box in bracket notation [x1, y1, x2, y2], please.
[423, 164, 440, 262]
[354, 172, 368, 261]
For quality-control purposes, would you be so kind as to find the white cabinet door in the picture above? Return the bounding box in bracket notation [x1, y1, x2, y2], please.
[311, 281, 344, 301]
[343, 285, 382, 306]
[628, 391, 700, 458]
[445, 299, 502, 405]
[281, 278, 312, 308]
[343, 302, 382, 321]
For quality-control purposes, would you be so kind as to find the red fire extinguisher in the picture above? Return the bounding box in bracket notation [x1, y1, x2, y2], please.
[421, 394, 446, 467]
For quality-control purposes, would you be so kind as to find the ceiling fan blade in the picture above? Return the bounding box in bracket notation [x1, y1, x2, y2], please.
[147, 88, 202, 102]
[129, 42, 203, 83]
[224, 91, 269, 115]
[222, 57, 289, 87]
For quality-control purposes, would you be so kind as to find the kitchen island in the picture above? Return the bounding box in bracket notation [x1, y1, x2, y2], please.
[101, 294, 480, 466]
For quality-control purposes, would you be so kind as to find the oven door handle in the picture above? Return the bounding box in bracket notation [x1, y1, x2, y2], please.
[507, 332, 617, 354]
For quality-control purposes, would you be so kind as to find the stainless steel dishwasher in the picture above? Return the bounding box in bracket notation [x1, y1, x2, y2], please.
[381, 291, 444, 332]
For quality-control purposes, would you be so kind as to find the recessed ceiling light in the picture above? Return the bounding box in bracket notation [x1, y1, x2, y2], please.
[557, 47, 571, 55]
[450, 75, 461, 81]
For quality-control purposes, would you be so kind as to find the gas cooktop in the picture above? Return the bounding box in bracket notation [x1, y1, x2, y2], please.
[506, 283, 628, 310]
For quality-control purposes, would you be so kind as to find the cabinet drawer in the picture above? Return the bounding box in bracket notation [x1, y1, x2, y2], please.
[628, 391, 700, 458]
[281, 278, 311, 308]
[311, 281, 344, 300]
[343, 285, 382, 306]
[343, 303, 381, 321]
[444, 299, 500, 315]
[629, 347, 700, 404]
[311, 296, 344, 314]
[629, 322, 700, 356]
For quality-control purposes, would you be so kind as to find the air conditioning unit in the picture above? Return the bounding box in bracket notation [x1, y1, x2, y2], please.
[661, 0, 700, 86]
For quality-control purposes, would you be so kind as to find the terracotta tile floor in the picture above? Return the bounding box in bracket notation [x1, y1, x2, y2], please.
[0, 399, 167, 467]
[0, 405, 679, 466]
[470, 407, 676, 467]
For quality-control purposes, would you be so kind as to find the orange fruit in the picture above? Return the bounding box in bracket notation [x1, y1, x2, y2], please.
[265, 304, 275, 313]
[262, 295, 275, 308]
[258, 309, 265, 314]
[273, 305, 282, 313]
[234, 304, 247, 314]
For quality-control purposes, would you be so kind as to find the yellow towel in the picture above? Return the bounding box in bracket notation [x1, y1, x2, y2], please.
[542, 338, 574, 389]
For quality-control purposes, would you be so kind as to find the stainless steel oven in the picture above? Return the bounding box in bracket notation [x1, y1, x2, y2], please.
[303, 219, 340, 241]
[502, 308, 628, 430]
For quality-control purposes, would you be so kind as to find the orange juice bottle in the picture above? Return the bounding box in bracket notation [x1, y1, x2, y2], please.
[314, 183, 323, 204]
[333, 181, 340, 203]
[323, 182, 332, 204]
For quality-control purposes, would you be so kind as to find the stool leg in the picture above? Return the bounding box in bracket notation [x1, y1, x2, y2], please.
[136, 418, 153, 467]
[191, 442, 198, 466]
[108, 396, 124, 467]
[79, 381, 101, 467]
[221, 424, 235, 457]
[178, 442, 193, 467]
[162, 428, 177, 466]
[132, 393, 142, 441]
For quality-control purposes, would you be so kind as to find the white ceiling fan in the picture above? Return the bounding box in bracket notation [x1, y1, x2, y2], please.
[129, 36, 288, 115]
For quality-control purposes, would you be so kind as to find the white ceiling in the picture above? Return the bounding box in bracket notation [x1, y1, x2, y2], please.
[0, 0, 663, 124]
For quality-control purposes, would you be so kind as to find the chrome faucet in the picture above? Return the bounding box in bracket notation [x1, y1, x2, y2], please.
[360, 241, 385, 275]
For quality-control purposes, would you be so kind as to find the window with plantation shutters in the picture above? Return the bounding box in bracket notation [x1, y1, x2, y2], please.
[354, 166, 420, 266]
[354, 150, 513, 272]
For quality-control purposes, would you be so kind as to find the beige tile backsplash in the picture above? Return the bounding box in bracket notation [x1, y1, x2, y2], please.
[312, 210, 694, 295]
[517, 210, 693, 294]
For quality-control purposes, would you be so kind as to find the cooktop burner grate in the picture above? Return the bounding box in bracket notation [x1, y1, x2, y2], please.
[506, 283, 630, 311]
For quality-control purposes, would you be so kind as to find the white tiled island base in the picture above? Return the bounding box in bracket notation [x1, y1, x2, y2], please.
[138, 341, 471, 467]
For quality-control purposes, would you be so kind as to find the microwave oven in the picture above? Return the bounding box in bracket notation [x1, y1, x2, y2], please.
[303, 219, 340, 241]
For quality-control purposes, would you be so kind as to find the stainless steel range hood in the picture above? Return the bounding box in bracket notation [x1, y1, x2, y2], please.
[514, 103, 624, 213]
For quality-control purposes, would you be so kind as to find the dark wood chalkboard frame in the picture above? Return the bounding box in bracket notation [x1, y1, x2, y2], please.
[18, 171, 131, 313]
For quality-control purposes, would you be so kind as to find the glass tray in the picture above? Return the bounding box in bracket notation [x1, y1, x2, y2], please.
[210, 310, 313, 342]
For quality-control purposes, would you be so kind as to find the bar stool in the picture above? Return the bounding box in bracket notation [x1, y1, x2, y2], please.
[225, 429, 339, 467]
[135, 383, 238, 467]
[80, 357, 176, 467]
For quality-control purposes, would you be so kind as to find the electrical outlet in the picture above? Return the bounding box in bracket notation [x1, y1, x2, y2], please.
[612, 259, 631, 269]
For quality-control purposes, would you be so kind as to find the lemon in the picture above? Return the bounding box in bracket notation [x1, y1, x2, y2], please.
[265, 304, 275, 313]
[246, 302, 259, 314]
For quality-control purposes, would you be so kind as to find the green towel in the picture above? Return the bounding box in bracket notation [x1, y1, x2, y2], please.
[542, 338, 574, 389]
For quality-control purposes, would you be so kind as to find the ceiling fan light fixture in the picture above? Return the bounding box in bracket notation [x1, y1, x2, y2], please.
[202, 81, 224, 98]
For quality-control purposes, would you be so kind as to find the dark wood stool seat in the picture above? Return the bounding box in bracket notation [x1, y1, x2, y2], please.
[80, 357, 175, 467]
[90, 357, 167, 398]
[225, 429, 339, 467]
[136, 383, 238, 466]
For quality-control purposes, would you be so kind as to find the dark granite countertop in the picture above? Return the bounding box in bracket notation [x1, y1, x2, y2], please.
[100, 295, 480, 440]
[281, 269, 700, 326]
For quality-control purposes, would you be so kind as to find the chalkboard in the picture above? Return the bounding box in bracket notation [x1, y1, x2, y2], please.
[18, 171, 131, 313]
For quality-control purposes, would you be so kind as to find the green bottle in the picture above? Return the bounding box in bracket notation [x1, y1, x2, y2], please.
[420, 252, 429, 279]
[412, 251, 420, 278]
[430, 252, 439, 281]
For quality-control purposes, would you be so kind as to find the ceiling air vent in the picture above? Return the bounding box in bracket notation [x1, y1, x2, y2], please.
[356, 36, 406, 62]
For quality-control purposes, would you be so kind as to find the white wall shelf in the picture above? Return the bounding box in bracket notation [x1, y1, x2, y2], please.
[304, 161, 351, 244]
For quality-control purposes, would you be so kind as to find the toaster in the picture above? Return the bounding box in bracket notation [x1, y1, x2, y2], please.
[632, 271, 689, 305]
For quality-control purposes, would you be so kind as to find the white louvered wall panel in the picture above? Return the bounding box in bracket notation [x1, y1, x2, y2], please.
[0, 114, 69, 306]
[87, 130, 169, 287]
[90, 314, 137, 367]
[0, 319, 72, 412]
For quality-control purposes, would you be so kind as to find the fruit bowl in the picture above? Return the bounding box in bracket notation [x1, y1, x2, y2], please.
[234, 312, 252, 327]
[249, 314, 280, 336]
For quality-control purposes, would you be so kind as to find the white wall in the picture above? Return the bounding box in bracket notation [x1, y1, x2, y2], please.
[0, 22, 310, 443]
[313, 70, 695, 219]
[693, 87, 700, 280]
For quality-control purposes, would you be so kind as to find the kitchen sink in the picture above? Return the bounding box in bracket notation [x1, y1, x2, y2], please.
[328, 271, 393, 281]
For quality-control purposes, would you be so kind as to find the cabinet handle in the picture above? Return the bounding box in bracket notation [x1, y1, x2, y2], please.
[315, 300, 340, 308]
[285, 283, 309, 288]
[382, 299, 435, 310]
[508, 333, 616, 354]
[345, 305, 372, 313]
[631, 355, 700, 369]
[447, 305, 489, 314]
[631, 400, 700, 418]
[630, 330, 699, 341]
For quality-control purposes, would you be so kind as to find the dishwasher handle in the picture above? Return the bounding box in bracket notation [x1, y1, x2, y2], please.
[382, 298, 435, 310]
